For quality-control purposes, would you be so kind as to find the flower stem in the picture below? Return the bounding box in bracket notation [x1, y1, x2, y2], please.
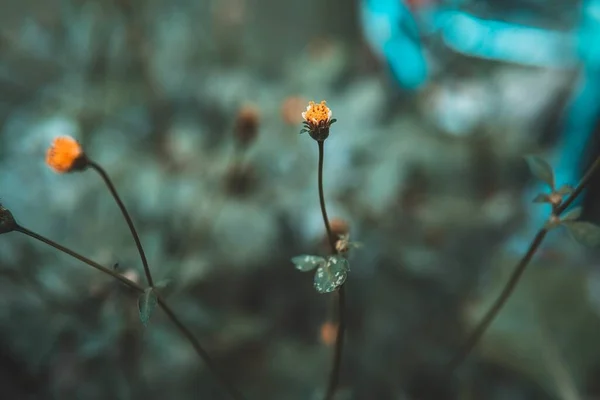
[15, 226, 246, 400]
[16, 225, 144, 292]
[88, 160, 154, 287]
[317, 140, 346, 400]
[447, 154, 600, 372]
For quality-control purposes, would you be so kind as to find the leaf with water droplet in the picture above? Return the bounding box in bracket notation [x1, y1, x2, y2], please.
[291, 255, 326, 272]
[561, 207, 582, 222]
[524, 155, 555, 189]
[138, 287, 158, 327]
[313, 255, 349, 294]
[564, 221, 600, 247]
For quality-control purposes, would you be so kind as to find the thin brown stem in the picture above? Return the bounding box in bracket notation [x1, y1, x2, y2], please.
[16, 226, 246, 400]
[88, 160, 154, 287]
[318, 140, 346, 400]
[448, 153, 600, 372]
[157, 295, 246, 400]
[16, 225, 144, 292]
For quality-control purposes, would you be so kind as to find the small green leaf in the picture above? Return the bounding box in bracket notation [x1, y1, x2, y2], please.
[138, 288, 158, 327]
[524, 155, 555, 189]
[564, 221, 600, 247]
[313, 255, 349, 294]
[291, 255, 326, 272]
[561, 207, 582, 222]
[556, 185, 574, 196]
[532, 193, 550, 203]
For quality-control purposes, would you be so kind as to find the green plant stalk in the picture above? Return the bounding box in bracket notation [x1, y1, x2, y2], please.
[447, 154, 600, 372]
[15, 225, 245, 400]
[318, 140, 346, 400]
[88, 160, 154, 287]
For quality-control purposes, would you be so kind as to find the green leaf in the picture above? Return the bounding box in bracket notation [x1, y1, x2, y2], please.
[564, 221, 600, 247]
[556, 185, 575, 196]
[544, 218, 561, 231]
[532, 193, 550, 203]
[524, 155, 555, 189]
[138, 287, 158, 327]
[561, 207, 582, 222]
[313, 255, 349, 294]
[291, 255, 326, 272]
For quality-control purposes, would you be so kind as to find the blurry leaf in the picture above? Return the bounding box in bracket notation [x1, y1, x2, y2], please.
[525, 155, 555, 189]
[556, 185, 574, 196]
[544, 217, 561, 231]
[561, 207, 582, 222]
[291, 255, 326, 272]
[564, 221, 600, 247]
[138, 288, 158, 327]
[313, 255, 349, 294]
[155, 279, 173, 297]
[533, 193, 550, 203]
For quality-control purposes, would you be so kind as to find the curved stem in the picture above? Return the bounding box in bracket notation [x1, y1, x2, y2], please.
[318, 140, 346, 400]
[88, 161, 154, 287]
[16, 226, 246, 400]
[448, 153, 600, 372]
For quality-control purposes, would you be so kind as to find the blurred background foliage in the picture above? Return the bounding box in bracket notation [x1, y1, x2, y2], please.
[1, 0, 600, 399]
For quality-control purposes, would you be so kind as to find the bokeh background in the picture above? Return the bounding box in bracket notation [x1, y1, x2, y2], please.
[1, 0, 600, 399]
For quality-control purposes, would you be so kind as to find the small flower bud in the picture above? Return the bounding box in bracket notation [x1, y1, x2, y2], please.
[320, 321, 338, 346]
[234, 104, 260, 148]
[0, 204, 17, 234]
[281, 96, 307, 125]
[300, 100, 336, 141]
[548, 192, 562, 207]
[330, 218, 350, 238]
[46, 136, 88, 173]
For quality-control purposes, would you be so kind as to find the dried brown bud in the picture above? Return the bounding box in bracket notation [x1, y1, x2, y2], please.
[0, 204, 17, 234]
[224, 164, 258, 197]
[320, 321, 338, 346]
[330, 218, 350, 237]
[234, 104, 260, 148]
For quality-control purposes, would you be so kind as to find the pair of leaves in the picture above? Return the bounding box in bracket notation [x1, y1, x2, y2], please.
[525, 155, 575, 196]
[543, 206, 600, 247]
[291, 254, 349, 294]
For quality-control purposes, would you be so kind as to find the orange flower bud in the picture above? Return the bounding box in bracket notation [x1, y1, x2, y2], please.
[46, 136, 87, 173]
[300, 100, 336, 141]
[281, 96, 306, 125]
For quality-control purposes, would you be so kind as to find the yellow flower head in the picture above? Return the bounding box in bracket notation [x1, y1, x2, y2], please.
[302, 101, 332, 125]
[300, 100, 336, 141]
[46, 136, 87, 173]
